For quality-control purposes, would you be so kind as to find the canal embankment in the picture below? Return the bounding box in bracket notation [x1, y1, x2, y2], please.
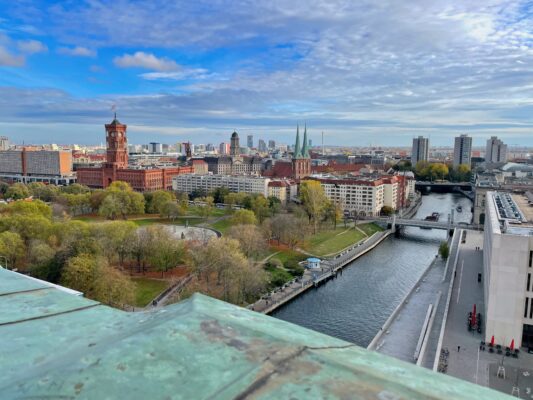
[250, 229, 392, 314]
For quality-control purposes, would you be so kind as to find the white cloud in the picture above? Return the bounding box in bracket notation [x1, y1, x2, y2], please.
[57, 46, 96, 57]
[113, 52, 178, 71]
[17, 39, 48, 54]
[140, 69, 209, 81]
[0, 46, 24, 66]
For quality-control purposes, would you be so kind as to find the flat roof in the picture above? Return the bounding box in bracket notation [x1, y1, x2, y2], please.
[0, 268, 508, 399]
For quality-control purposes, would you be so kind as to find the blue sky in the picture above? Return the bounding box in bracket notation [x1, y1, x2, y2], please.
[1, 0, 533, 147]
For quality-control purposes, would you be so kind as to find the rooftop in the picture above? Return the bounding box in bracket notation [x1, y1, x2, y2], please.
[489, 191, 533, 236]
[0, 267, 509, 399]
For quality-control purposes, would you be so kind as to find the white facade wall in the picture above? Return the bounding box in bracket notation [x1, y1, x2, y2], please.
[319, 181, 384, 216]
[483, 192, 533, 347]
[383, 182, 398, 210]
[173, 174, 270, 197]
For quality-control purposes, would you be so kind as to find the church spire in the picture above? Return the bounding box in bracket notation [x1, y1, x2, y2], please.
[301, 122, 309, 158]
[294, 123, 302, 159]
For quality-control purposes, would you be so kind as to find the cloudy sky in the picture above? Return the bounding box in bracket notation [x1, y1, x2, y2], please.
[1, 1, 533, 147]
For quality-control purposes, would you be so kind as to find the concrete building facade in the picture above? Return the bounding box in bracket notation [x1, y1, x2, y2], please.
[485, 136, 508, 164]
[411, 136, 429, 165]
[483, 191, 533, 348]
[453, 134, 472, 168]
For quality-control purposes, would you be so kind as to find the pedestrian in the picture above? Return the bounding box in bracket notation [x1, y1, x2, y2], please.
[457, 345, 461, 352]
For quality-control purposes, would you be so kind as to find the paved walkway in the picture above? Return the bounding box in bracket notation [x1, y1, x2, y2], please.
[440, 230, 533, 395]
[373, 229, 460, 365]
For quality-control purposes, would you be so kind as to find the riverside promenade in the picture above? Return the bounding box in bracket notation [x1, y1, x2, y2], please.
[250, 229, 392, 314]
[368, 228, 461, 368]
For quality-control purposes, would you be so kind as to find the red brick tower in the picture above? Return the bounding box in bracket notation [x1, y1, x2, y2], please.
[105, 114, 128, 168]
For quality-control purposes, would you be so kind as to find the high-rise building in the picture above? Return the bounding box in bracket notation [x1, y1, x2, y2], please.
[247, 134, 253, 149]
[453, 134, 472, 167]
[485, 136, 508, 163]
[149, 142, 162, 154]
[230, 131, 240, 156]
[219, 142, 230, 155]
[258, 139, 267, 152]
[309, 139, 312, 147]
[268, 140, 276, 149]
[0, 136, 9, 151]
[411, 136, 429, 165]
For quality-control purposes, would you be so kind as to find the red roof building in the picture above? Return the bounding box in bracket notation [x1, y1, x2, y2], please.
[77, 117, 192, 191]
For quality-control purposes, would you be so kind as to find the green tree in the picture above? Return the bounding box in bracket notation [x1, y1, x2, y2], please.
[381, 205, 394, 216]
[98, 182, 145, 219]
[61, 183, 91, 194]
[230, 209, 257, 225]
[250, 194, 270, 223]
[5, 183, 30, 200]
[300, 180, 329, 233]
[146, 190, 176, 214]
[28, 182, 59, 201]
[28, 240, 56, 269]
[198, 196, 214, 219]
[0, 231, 25, 268]
[439, 241, 450, 260]
[91, 221, 137, 266]
[211, 187, 230, 204]
[60, 254, 135, 307]
[429, 163, 449, 180]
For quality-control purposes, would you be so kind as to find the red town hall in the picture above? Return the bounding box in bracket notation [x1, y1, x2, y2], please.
[77, 116, 192, 191]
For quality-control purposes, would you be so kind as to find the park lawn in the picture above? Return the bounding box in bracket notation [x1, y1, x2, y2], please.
[271, 248, 306, 265]
[132, 277, 170, 307]
[210, 218, 233, 233]
[304, 227, 366, 257]
[358, 222, 384, 236]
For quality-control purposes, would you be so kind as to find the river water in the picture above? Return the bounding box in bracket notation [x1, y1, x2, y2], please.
[272, 193, 473, 347]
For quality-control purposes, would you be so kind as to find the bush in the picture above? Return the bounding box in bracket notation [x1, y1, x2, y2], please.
[285, 259, 304, 277]
[439, 241, 450, 260]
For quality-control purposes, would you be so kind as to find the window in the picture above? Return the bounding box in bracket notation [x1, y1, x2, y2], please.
[529, 273, 532, 292]
[530, 299, 533, 319]
[529, 251, 533, 268]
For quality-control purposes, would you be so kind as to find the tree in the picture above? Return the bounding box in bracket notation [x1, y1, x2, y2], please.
[98, 182, 145, 219]
[4, 199, 52, 218]
[28, 182, 59, 201]
[227, 224, 267, 258]
[381, 205, 394, 216]
[160, 201, 184, 220]
[439, 241, 450, 260]
[5, 183, 30, 200]
[270, 214, 308, 248]
[324, 200, 342, 229]
[250, 194, 270, 223]
[91, 221, 137, 266]
[197, 196, 214, 219]
[146, 190, 176, 214]
[147, 228, 187, 276]
[211, 187, 230, 204]
[429, 163, 449, 181]
[28, 240, 56, 269]
[300, 180, 329, 233]
[0, 231, 25, 268]
[60, 254, 135, 307]
[230, 209, 257, 225]
[267, 196, 282, 215]
[61, 183, 91, 195]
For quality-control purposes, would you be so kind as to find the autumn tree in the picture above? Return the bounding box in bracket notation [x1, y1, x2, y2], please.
[230, 209, 257, 225]
[0, 231, 25, 268]
[300, 180, 329, 233]
[5, 183, 30, 200]
[98, 181, 145, 219]
[145, 190, 176, 214]
[60, 254, 135, 307]
[227, 224, 267, 258]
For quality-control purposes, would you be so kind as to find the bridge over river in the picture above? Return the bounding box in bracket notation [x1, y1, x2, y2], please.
[379, 216, 476, 231]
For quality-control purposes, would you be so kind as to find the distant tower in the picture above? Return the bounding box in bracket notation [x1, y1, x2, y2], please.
[230, 131, 240, 156]
[411, 136, 429, 165]
[453, 134, 472, 168]
[105, 114, 128, 168]
[292, 124, 311, 179]
[247, 134, 253, 149]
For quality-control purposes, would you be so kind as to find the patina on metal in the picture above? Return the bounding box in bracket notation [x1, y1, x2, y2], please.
[0, 268, 510, 399]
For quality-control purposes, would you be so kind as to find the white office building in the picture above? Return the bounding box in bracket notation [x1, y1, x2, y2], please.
[483, 191, 533, 348]
[453, 134, 472, 168]
[485, 136, 508, 164]
[411, 136, 429, 165]
[173, 174, 271, 197]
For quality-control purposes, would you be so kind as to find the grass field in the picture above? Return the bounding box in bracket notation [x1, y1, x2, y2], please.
[358, 222, 384, 236]
[304, 227, 366, 256]
[209, 218, 233, 233]
[132, 277, 170, 307]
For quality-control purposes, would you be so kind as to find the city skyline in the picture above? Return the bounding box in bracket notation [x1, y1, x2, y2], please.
[2, 2, 533, 145]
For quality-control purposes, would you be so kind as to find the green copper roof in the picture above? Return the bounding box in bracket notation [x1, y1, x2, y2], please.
[301, 123, 310, 158]
[0, 268, 510, 399]
[294, 124, 302, 159]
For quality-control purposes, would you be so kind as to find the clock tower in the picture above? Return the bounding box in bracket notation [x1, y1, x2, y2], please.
[105, 114, 128, 168]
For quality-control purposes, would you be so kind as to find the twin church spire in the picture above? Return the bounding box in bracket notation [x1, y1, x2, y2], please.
[294, 123, 310, 159]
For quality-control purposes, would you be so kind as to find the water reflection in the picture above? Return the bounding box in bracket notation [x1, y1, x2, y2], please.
[272, 193, 472, 347]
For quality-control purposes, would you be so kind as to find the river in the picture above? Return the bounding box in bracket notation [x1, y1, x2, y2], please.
[272, 192, 473, 347]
